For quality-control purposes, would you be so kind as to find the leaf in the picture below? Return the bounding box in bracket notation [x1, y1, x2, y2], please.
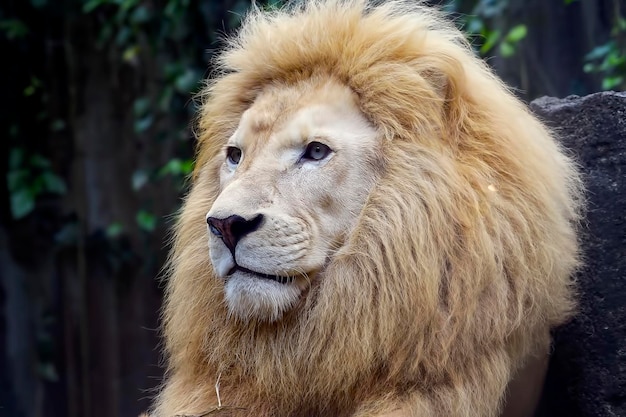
[602, 76, 624, 90]
[158, 86, 174, 111]
[38, 363, 59, 382]
[136, 210, 157, 232]
[7, 170, 29, 191]
[54, 222, 78, 245]
[130, 5, 151, 24]
[9, 148, 24, 170]
[134, 114, 153, 133]
[164, 62, 183, 81]
[474, 0, 506, 18]
[181, 159, 194, 175]
[606, 51, 626, 67]
[120, 0, 140, 11]
[466, 17, 484, 35]
[133, 97, 151, 117]
[164, 0, 178, 18]
[30, 176, 44, 195]
[174, 69, 199, 93]
[41, 172, 67, 194]
[30, 154, 51, 169]
[11, 189, 35, 219]
[479, 29, 501, 55]
[500, 42, 516, 58]
[83, 0, 107, 13]
[115, 26, 132, 46]
[97, 22, 114, 46]
[132, 169, 149, 190]
[106, 222, 124, 238]
[505, 24, 527, 43]
[50, 119, 66, 131]
[159, 158, 183, 176]
[598, 55, 615, 71]
[24, 85, 36, 96]
[30, 0, 47, 8]
[122, 45, 140, 62]
[0, 19, 29, 39]
[583, 63, 596, 73]
[585, 43, 612, 61]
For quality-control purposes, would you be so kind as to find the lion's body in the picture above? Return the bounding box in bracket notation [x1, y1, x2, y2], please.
[152, 1, 583, 416]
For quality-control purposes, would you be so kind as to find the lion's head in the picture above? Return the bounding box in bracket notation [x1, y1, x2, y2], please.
[154, 1, 583, 416]
[205, 79, 381, 321]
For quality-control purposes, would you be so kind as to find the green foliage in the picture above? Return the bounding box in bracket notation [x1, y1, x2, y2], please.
[23, 76, 42, 97]
[7, 148, 67, 219]
[561, 0, 625, 91]
[132, 169, 149, 191]
[36, 314, 59, 383]
[37, 362, 59, 382]
[583, 17, 626, 90]
[479, 29, 501, 55]
[106, 222, 125, 238]
[447, 0, 527, 59]
[158, 158, 194, 177]
[0, 18, 29, 39]
[136, 209, 157, 232]
[500, 24, 527, 57]
[74, 0, 240, 232]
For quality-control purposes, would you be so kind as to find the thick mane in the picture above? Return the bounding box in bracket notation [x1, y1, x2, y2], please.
[156, 1, 583, 416]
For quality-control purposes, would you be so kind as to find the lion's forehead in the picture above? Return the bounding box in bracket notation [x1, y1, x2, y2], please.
[232, 79, 374, 157]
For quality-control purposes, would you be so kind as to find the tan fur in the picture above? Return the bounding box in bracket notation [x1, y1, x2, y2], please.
[152, 1, 583, 416]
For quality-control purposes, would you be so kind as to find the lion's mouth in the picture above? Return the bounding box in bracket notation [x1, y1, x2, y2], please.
[228, 265, 296, 285]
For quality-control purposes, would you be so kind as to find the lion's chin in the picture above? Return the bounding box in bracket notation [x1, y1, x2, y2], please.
[223, 271, 306, 322]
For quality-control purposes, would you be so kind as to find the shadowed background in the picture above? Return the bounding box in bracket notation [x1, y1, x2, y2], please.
[0, 1, 623, 416]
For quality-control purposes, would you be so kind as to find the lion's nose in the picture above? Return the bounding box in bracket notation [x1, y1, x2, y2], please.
[207, 214, 264, 253]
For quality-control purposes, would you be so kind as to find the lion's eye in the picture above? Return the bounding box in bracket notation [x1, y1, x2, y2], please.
[302, 141, 332, 161]
[226, 147, 242, 165]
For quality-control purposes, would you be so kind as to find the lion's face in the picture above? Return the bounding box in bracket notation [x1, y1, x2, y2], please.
[206, 79, 381, 322]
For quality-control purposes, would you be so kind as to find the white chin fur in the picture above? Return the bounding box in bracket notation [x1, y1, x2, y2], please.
[224, 272, 304, 322]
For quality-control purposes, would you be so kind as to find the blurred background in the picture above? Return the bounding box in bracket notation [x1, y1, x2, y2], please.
[0, 0, 623, 416]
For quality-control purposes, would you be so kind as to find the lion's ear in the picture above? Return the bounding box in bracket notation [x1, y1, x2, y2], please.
[417, 52, 473, 143]
[419, 48, 464, 97]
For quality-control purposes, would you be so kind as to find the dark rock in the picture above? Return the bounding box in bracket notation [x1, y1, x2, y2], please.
[531, 92, 626, 417]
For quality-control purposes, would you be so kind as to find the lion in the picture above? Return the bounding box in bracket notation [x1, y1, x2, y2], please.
[151, 1, 583, 416]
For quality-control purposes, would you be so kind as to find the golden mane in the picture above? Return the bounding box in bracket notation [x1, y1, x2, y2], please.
[154, 1, 583, 416]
